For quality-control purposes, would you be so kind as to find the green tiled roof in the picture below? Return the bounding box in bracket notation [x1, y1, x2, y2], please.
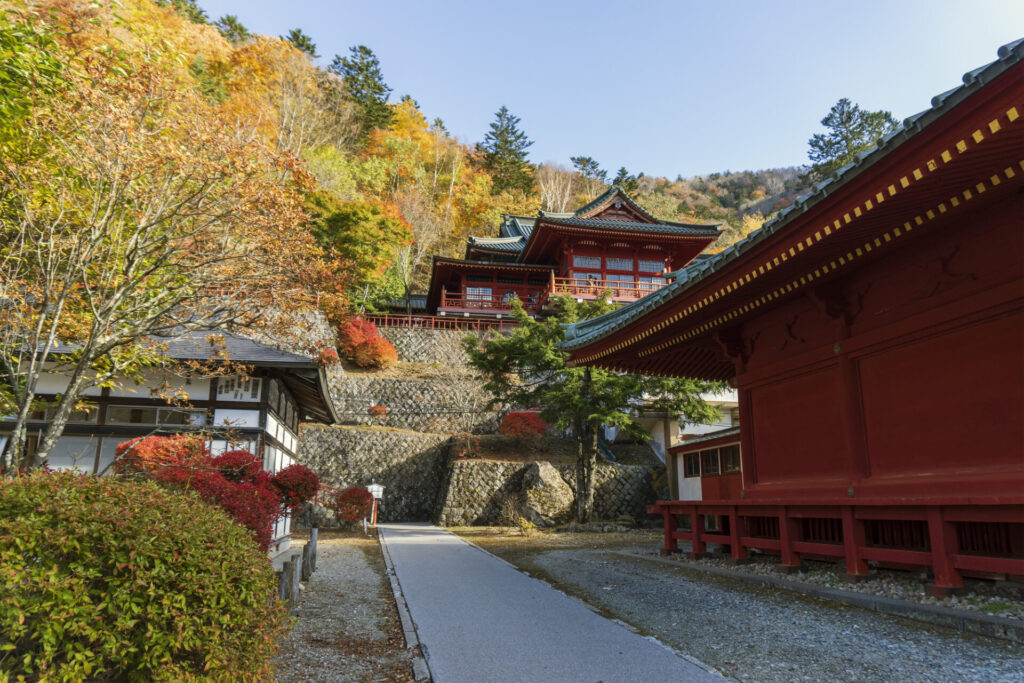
[467, 235, 526, 253]
[540, 216, 721, 237]
[561, 38, 1024, 353]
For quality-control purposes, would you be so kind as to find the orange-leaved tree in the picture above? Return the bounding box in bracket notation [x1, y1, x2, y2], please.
[0, 7, 341, 471]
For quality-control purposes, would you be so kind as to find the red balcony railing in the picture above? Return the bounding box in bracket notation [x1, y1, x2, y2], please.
[551, 277, 668, 300]
[439, 291, 542, 313]
[366, 314, 518, 332]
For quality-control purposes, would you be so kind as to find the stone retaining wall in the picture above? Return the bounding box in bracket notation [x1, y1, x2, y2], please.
[326, 374, 502, 434]
[436, 459, 661, 526]
[297, 425, 451, 522]
[378, 327, 485, 365]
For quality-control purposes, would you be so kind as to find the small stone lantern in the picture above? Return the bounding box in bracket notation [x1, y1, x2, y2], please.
[367, 482, 385, 525]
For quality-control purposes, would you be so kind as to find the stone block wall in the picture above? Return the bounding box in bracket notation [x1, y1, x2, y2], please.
[326, 374, 502, 434]
[435, 461, 527, 526]
[377, 327, 481, 365]
[436, 459, 662, 526]
[297, 425, 451, 522]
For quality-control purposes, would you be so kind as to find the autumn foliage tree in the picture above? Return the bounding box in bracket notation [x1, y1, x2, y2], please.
[0, 5, 343, 470]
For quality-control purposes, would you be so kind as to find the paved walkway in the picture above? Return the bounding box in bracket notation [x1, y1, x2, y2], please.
[379, 523, 719, 683]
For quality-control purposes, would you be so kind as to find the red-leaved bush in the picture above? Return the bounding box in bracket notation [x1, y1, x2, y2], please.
[272, 464, 320, 509]
[319, 347, 340, 365]
[337, 317, 380, 359]
[353, 336, 398, 368]
[112, 434, 206, 474]
[113, 437, 320, 552]
[331, 486, 374, 523]
[499, 410, 548, 437]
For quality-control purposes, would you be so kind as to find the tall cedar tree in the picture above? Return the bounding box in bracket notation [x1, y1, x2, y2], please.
[612, 167, 640, 194]
[154, 0, 208, 23]
[214, 15, 251, 43]
[330, 45, 393, 139]
[284, 28, 319, 58]
[463, 298, 722, 522]
[479, 106, 534, 195]
[806, 98, 900, 182]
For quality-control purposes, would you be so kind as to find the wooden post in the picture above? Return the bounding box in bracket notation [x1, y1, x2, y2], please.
[661, 509, 678, 555]
[690, 504, 707, 558]
[728, 506, 748, 564]
[841, 506, 869, 580]
[778, 506, 801, 571]
[926, 507, 964, 596]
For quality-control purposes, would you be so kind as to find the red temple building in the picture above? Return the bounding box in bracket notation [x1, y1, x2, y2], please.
[424, 188, 721, 318]
[561, 40, 1024, 595]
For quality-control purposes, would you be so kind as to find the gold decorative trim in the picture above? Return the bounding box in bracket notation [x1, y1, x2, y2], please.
[573, 101, 1023, 365]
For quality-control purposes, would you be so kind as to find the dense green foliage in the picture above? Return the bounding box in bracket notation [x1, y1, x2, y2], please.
[0, 472, 287, 680]
[330, 44, 394, 138]
[464, 298, 723, 520]
[479, 105, 534, 194]
[806, 98, 900, 182]
[283, 27, 318, 58]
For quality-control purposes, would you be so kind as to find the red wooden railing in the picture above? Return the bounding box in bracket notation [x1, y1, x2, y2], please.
[551, 277, 668, 300]
[366, 314, 518, 332]
[439, 291, 542, 313]
[313, 483, 342, 506]
[650, 499, 1024, 596]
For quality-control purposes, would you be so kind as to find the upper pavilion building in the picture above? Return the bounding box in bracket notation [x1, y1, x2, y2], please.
[424, 188, 722, 318]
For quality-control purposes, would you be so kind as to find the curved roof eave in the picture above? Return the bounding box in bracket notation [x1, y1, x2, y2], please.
[560, 38, 1024, 352]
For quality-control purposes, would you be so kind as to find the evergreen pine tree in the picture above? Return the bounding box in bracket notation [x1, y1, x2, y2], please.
[806, 98, 899, 182]
[329, 45, 394, 139]
[283, 29, 319, 58]
[612, 167, 639, 194]
[154, 0, 208, 23]
[479, 106, 534, 195]
[214, 15, 251, 43]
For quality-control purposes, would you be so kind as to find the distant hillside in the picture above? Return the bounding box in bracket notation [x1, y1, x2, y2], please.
[632, 167, 809, 250]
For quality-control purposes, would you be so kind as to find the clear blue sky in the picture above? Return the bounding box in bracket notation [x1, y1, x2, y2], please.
[197, 0, 1022, 178]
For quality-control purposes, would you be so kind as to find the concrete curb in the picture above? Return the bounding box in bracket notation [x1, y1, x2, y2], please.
[614, 550, 1024, 645]
[377, 528, 432, 681]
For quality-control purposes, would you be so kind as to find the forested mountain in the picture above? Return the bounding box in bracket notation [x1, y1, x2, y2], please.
[3, 0, 813, 318]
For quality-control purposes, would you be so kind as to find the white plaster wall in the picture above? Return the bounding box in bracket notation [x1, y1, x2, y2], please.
[106, 371, 210, 400]
[47, 436, 100, 472]
[213, 409, 260, 428]
[33, 369, 103, 397]
[677, 454, 703, 501]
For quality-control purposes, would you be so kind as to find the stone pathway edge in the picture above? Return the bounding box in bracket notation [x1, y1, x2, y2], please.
[613, 550, 1024, 645]
[377, 528, 432, 682]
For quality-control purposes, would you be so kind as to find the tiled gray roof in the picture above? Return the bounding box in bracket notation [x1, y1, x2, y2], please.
[674, 426, 742, 450]
[540, 216, 721, 237]
[467, 235, 527, 252]
[161, 332, 316, 366]
[499, 215, 536, 238]
[561, 38, 1024, 352]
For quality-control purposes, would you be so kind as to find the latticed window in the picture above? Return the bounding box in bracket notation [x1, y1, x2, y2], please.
[572, 255, 601, 269]
[721, 445, 741, 472]
[701, 449, 720, 475]
[465, 287, 492, 301]
[606, 257, 633, 271]
[639, 259, 665, 272]
[684, 453, 700, 477]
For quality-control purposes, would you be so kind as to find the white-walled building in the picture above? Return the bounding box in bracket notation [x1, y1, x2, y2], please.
[0, 333, 338, 554]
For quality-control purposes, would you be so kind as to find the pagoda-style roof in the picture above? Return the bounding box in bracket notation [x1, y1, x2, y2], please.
[561, 38, 1024, 378]
[465, 235, 526, 259]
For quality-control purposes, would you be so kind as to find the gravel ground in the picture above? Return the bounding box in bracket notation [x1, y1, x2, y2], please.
[274, 530, 414, 682]
[648, 543, 1024, 621]
[461, 530, 1024, 682]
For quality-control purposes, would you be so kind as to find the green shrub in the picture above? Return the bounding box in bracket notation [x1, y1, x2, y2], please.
[0, 472, 287, 681]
